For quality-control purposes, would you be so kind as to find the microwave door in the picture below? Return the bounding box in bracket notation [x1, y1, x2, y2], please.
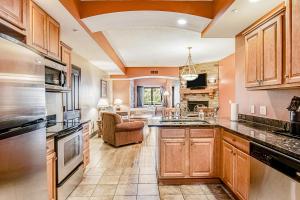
[60, 71, 66, 87]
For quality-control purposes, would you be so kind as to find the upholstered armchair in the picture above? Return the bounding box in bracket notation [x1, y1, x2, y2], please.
[101, 112, 144, 147]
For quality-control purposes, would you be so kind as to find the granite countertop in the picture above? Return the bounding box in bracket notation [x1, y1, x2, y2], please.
[148, 117, 300, 160]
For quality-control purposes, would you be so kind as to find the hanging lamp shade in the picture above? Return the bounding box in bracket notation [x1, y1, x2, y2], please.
[181, 47, 198, 81]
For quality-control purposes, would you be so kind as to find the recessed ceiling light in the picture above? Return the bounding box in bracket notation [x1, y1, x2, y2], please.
[231, 8, 238, 13]
[177, 19, 187, 25]
[249, 0, 260, 3]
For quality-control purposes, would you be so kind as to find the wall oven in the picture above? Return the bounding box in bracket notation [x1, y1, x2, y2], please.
[45, 57, 68, 92]
[56, 126, 83, 200]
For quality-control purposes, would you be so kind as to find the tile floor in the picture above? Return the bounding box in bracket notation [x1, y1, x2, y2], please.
[68, 127, 234, 200]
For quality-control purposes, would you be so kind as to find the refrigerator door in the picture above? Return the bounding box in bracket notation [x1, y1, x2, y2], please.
[0, 124, 48, 200]
[0, 36, 46, 131]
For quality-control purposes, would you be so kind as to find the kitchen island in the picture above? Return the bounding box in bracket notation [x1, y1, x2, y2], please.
[148, 117, 300, 200]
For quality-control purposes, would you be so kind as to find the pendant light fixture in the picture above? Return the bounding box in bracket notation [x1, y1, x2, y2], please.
[181, 47, 198, 81]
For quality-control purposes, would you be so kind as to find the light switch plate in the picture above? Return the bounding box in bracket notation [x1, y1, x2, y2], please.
[250, 105, 255, 114]
[259, 106, 267, 115]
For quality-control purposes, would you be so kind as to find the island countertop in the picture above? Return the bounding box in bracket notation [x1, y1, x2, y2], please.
[148, 117, 300, 160]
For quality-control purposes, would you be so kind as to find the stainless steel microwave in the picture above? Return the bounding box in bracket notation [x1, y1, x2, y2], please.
[44, 58, 68, 92]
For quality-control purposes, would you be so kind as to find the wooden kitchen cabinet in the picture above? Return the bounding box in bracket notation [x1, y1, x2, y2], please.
[28, 0, 47, 53]
[222, 130, 250, 200]
[28, 0, 60, 58]
[235, 149, 250, 200]
[46, 138, 56, 200]
[83, 123, 90, 169]
[160, 138, 187, 177]
[286, 0, 300, 83]
[244, 11, 284, 88]
[0, 0, 27, 34]
[222, 140, 235, 190]
[61, 42, 72, 88]
[47, 16, 60, 59]
[189, 137, 214, 177]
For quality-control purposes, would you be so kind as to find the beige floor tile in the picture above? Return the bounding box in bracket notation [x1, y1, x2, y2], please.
[67, 197, 90, 200]
[180, 185, 204, 195]
[160, 195, 184, 200]
[103, 168, 124, 176]
[138, 175, 157, 184]
[71, 185, 96, 197]
[137, 184, 159, 196]
[206, 194, 232, 200]
[123, 167, 140, 175]
[113, 196, 137, 200]
[200, 185, 213, 195]
[136, 196, 160, 200]
[184, 194, 208, 200]
[115, 184, 138, 196]
[139, 167, 156, 175]
[80, 176, 101, 185]
[86, 168, 106, 176]
[98, 175, 120, 184]
[119, 175, 139, 184]
[92, 184, 117, 196]
[90, 196, 114, 200]
[159, 186, 181, 196]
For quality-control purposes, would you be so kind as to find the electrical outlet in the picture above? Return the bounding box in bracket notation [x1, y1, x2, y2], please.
[259, 106, 267, 116]
[250, 105, 255, 114]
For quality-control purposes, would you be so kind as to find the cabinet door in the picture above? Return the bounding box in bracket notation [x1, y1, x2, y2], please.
[47, 152, 56, 200]
[235, 149, 250, 200]
[222, 140, 235, 190]
[190, 138, 214, 177]
[0, 0, 26, 30]
[245, 30, 261, 87]
[160, 138, 187, 177]
[261, 15, 283, 86]
[28, 0, 47, 53]
[286, 0, 300, 83]
[61, 43, 72, 88]
[47, 16, 60, 59]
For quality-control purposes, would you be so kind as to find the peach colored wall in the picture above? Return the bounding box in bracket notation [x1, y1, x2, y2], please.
[235, 35, 300, 121]
[219, 54, 235, 118]
[111, 67, 179, 79]
[112, 80, 130, 107]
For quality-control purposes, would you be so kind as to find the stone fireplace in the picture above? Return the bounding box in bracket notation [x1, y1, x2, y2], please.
[188, 101, 209, 112]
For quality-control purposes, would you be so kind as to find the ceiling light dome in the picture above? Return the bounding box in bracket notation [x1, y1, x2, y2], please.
[181, 47, 198, 81]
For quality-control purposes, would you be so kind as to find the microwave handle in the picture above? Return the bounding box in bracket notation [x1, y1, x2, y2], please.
[60, 71, 67, 87]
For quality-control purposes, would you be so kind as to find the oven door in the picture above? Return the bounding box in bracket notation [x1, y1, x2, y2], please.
[57, 128, 83, 183]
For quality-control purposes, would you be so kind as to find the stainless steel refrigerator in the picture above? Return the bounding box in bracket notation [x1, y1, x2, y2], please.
[0, 35, 48, 200]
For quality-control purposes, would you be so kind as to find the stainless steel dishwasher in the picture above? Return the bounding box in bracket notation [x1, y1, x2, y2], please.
[249, 142, 300, 200]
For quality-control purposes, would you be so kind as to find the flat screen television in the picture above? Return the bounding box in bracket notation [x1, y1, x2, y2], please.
[186, 73, 207, 89]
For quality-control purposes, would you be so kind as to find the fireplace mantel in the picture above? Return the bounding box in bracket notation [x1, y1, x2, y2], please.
[180, 87, 217, 99]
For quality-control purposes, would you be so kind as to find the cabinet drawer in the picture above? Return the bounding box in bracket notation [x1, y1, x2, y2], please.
[83, 134, 90, 150]
[46, 138, 54, 155]
[223, 130, 249, 154]
[190, 129, 214, 138]
[161, 128, 185, 138]
[83, 148, 90, 168]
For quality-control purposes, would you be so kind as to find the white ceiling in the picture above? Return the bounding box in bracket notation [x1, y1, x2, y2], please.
[82, 11, 211, 32]
[203, 0, 284, 37]
[103, 27, 235, 66]
[33, 0, 123, 74]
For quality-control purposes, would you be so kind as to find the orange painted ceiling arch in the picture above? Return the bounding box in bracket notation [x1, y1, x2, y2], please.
[79, 1, 215, 19]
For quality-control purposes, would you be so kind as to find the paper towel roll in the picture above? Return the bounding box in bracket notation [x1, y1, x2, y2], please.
[230, 103, 239, 121]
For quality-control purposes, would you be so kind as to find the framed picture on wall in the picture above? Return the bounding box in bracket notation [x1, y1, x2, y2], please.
[100, 80, 107, 97]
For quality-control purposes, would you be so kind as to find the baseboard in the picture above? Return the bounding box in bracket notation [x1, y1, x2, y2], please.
[158, 178, 221, 185]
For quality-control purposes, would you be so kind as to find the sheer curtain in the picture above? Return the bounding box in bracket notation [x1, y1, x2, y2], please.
[137, 86, 144, 107]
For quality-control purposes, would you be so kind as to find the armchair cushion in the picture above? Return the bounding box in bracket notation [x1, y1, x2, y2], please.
[116, 121, 144, 132]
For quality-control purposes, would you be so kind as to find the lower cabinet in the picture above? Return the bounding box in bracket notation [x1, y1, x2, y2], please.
[83, 123, 90, 169]
[190, 138, 214, 177]
[222, 132, 250, 200]
[46, 139, 56, 200]
[159, 128, 215, 179]
[160, 138, 187, 177]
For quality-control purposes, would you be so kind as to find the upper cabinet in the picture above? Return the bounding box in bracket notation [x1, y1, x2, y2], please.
[0, 0, 27, 34]
[27, 0, 60, 59]
[244, 8, 284, 88]
[286, 0, 300, 83]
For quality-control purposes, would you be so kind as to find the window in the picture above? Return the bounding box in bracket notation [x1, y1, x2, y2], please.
[144, 87, 162, 105]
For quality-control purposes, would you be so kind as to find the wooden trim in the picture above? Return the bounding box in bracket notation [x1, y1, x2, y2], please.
[158, 178, 220, 185]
